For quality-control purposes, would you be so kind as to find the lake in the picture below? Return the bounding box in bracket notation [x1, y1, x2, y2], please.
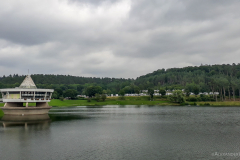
[1, 106, 240, 160]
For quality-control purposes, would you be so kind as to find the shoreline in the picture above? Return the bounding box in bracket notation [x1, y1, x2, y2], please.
[1, 99, 240, 117]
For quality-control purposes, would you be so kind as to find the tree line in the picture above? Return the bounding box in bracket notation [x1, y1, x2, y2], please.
[1, 63, 240, 101]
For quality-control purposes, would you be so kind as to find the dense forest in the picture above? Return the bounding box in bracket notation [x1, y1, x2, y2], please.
[136, 63, 240, 100]
[1, 63, 240, 100]
[0, 74, 136, 97]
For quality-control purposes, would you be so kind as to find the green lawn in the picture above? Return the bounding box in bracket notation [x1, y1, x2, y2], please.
[49, 96, 178, 107]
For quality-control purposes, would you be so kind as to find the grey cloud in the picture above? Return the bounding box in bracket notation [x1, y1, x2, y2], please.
[68, 0, 121, 5]
[0, 0, 240, 78]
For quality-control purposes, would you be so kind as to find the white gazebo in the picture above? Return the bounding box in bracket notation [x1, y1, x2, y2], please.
[0, 75, 54, 115]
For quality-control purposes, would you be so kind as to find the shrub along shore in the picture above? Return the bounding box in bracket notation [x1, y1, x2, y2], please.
[1, 96, 240, 117]
[50, 96, 240, 107]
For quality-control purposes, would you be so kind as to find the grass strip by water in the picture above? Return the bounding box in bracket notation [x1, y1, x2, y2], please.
[48, 99, 178, 107]
[0, 109, 3, 117]
[197, 101, 240, 106]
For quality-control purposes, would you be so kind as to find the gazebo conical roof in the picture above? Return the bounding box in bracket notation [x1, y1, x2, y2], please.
[19, 75, 37, 89]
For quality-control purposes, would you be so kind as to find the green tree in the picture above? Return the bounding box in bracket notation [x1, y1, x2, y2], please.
[192, 84, 200, 96]
[185, 88, 191, 97]
[52, 91, 59, 99]
[231, 77, 238, 101]
[85, 86, 103, 97]
[95, 93, 101, 102]
[63, 89, 78, 99]
[119, 89, 125, 96]
[185, 83, 193, 96]
[77, 85, 84, 94]
[102, 90, 107, 94]
[168, 90, 185, 103]
[123, 86, 132, 94]
[55, 88, 63, 97]
[148, 88, 154, 99]
[101, 94, 107, 101]
[220, 76, 229, 100]
[159, 88, 166, 96]
[134, 86, 140, 94]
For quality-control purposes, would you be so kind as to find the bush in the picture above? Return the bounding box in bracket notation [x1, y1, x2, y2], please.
[180, 102, 189, 106]
[180, 102, 190, 106]
[188, 97, 197, 102]
[59, 97, 64, 101]
[101, 94, 107, 101]
[78, 97, 85, 100]
[118, 96, 125, 100]
[168, 90, 185, 103]
[149, 96, 154, 101]
[95, 93, 101, 102]
[209, 98, 215, 101]
[204, 103, 210, 106]
[161, 95, 167, 99]
[199, 94, 210, 101]
[87, 98, 91, 102]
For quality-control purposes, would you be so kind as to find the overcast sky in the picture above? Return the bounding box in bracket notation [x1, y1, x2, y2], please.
[0, 0, 240, 78]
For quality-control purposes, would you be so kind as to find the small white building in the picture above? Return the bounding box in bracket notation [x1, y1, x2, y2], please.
[0, 75, 54, 115]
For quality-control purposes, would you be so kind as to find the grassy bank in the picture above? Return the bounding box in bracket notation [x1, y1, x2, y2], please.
[1, 96, 240, 117]
[48, 96, 240, 107]
[49, 96, 177, 107]
[0, 109, 3, 117]
[197, 101, 240, 106]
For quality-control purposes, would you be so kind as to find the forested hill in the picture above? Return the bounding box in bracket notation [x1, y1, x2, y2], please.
[0, 74, 132, 85]
[0, 74, 133, 94]
[135, 63, 240, 96]
[1, 63, 240, 97]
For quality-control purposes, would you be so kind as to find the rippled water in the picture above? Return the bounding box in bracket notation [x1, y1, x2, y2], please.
[1, 106, 240, 160]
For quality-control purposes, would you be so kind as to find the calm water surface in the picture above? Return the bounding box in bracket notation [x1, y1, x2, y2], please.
[1, 106, 240, 160]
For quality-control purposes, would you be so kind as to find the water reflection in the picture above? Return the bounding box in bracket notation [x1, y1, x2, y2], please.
[2, 106, 240, 160]
[49, 113, 90, 122]
[0, 114, 51, 129]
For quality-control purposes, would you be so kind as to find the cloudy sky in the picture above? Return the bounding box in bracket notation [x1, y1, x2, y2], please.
[0, 0, 240, 78]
